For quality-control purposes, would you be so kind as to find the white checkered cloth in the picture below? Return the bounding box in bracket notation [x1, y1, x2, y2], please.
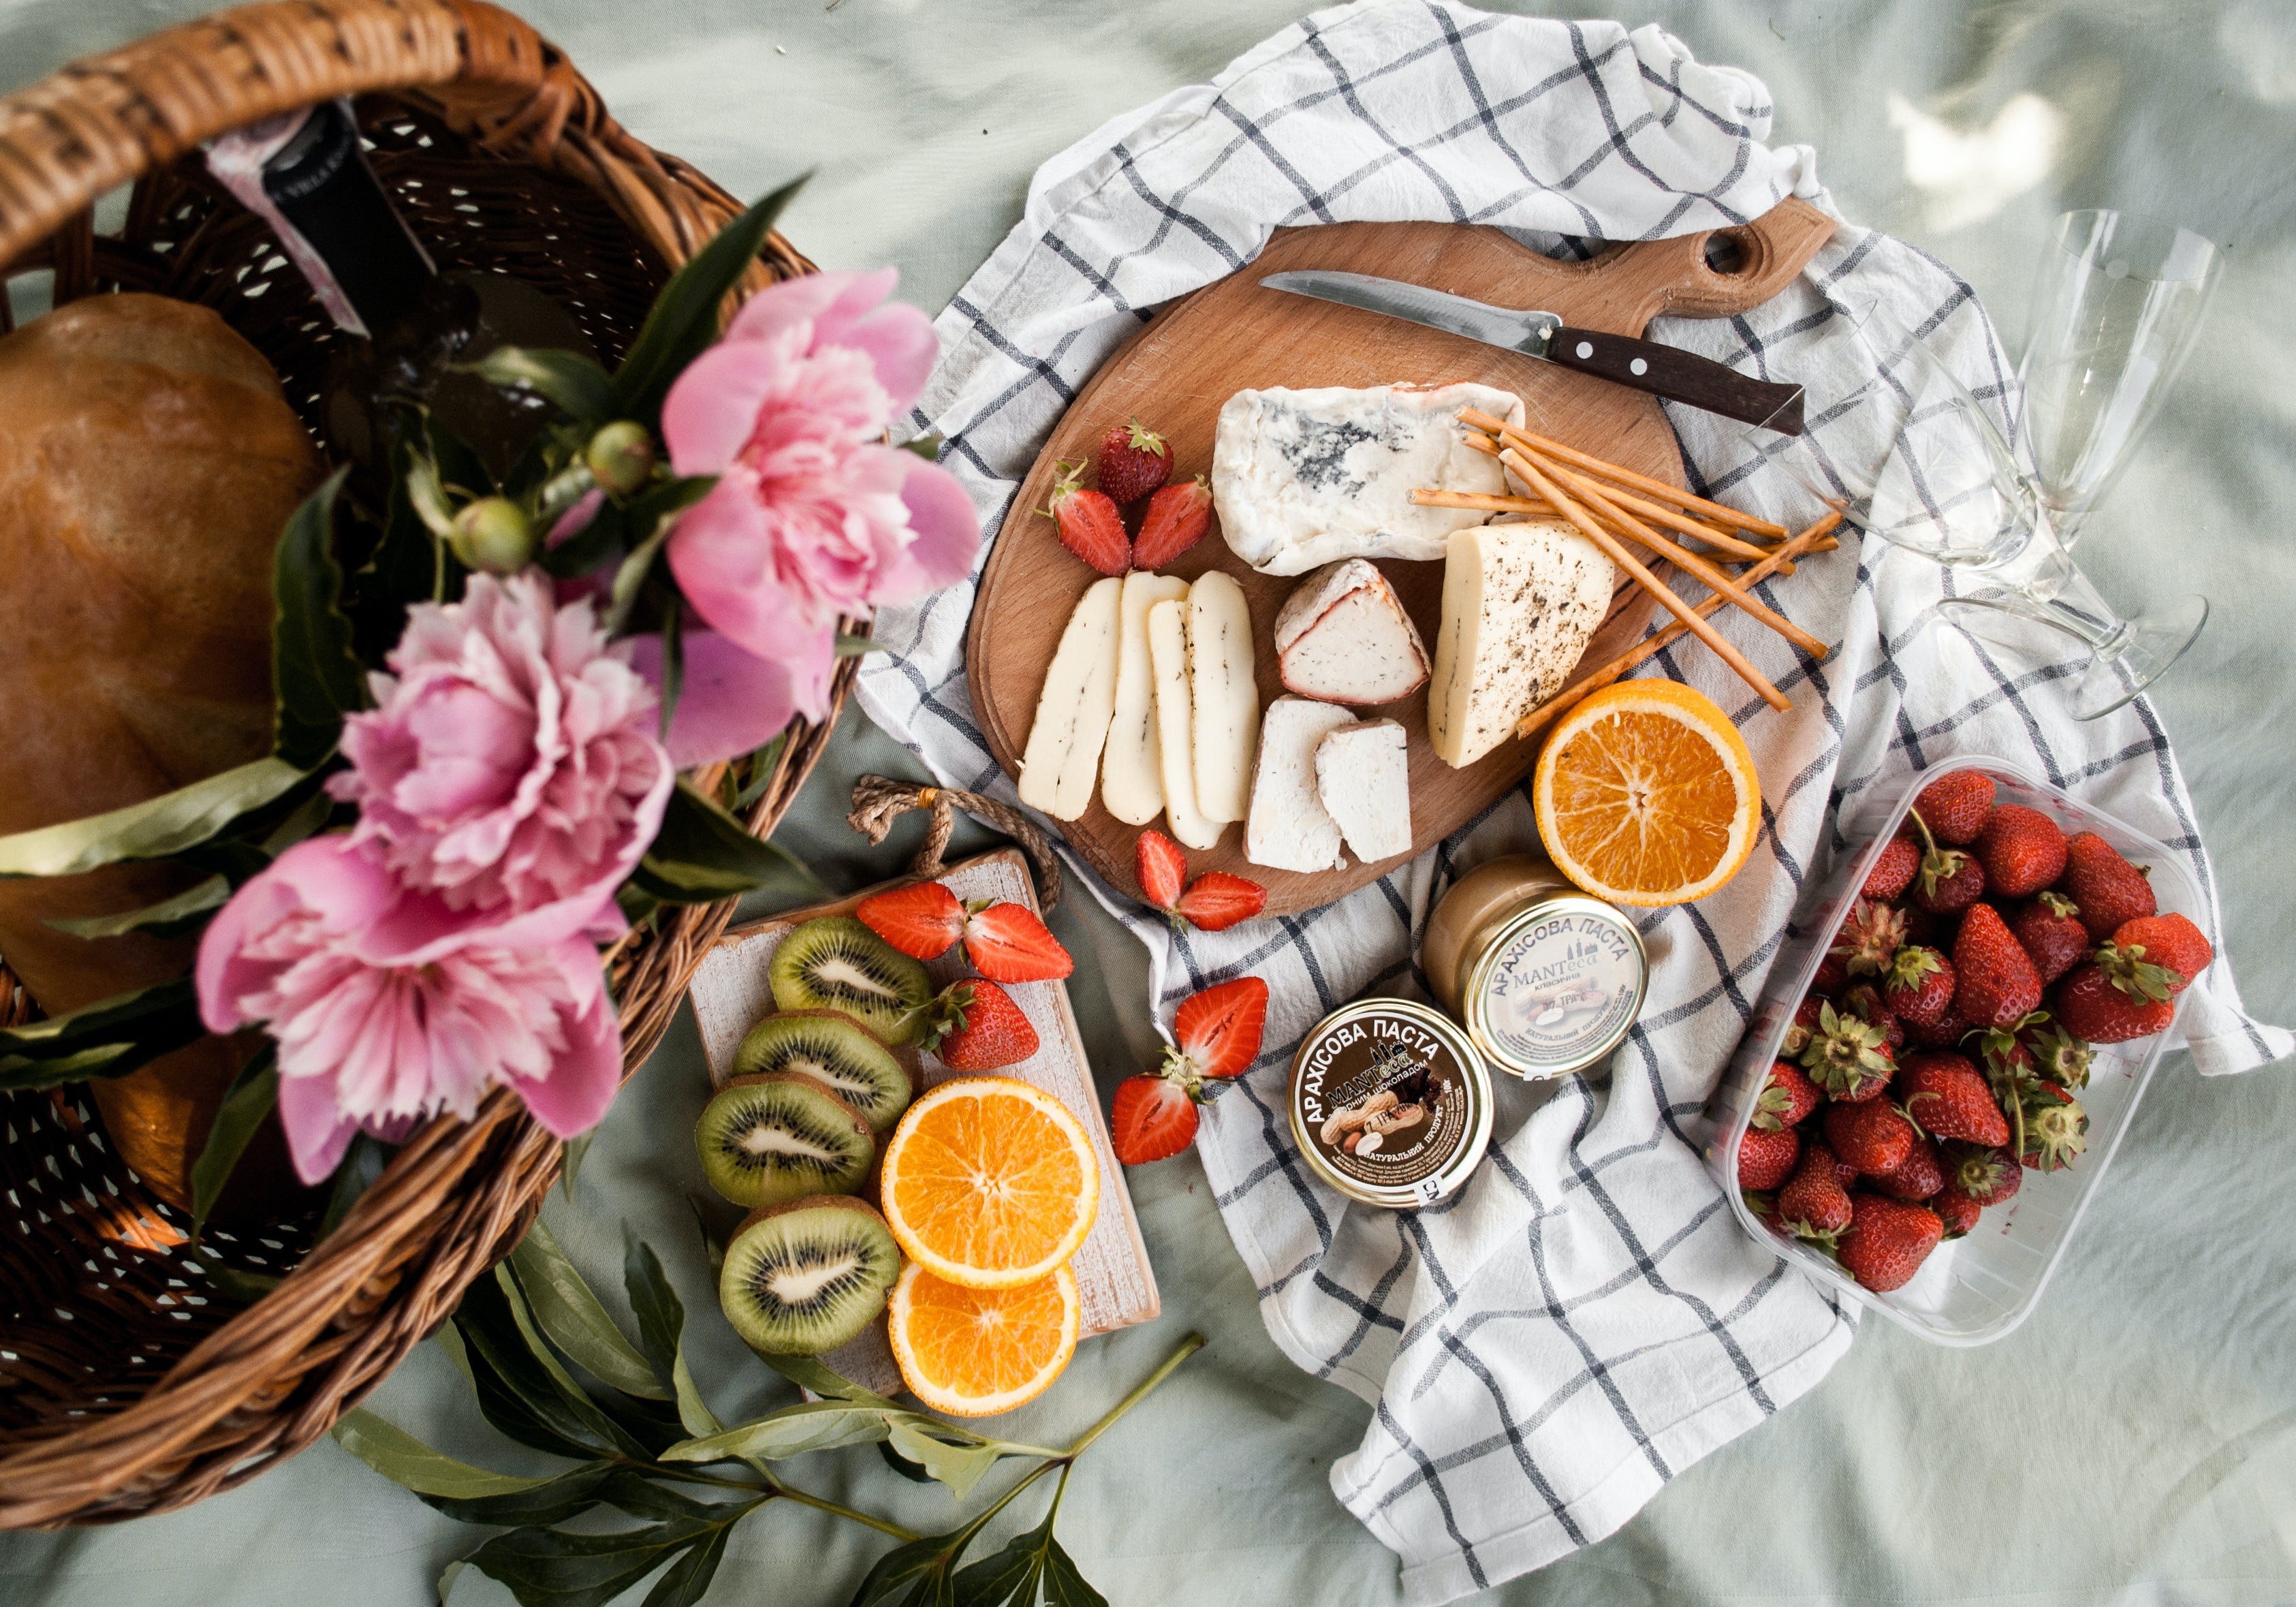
[853, 4, 2293, 1601]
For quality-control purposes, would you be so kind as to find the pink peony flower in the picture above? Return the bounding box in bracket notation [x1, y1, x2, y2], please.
[659, 269, 977, 762]
[329, 572, 673, 940]
[197, 838, 621, 1183]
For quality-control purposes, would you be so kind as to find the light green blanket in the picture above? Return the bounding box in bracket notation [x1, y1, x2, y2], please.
[3, 2, 2291, 1603]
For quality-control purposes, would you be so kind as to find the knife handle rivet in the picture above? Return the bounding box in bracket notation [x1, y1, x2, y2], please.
[1575, 341, 1594, 359]
[1630, 357, 1648, 376]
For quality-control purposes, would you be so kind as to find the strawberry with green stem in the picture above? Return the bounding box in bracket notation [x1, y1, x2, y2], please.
[1881, 943, 1955, 1029]
[2111, 913, 2214, 994]
[1109, 977, 1270, 1164]
[1831, 899, 1908, 981]
[1751, 1060, 1822, 1131]
[1839, 1193, 1945, 1292]
[2020, 1020, 2094, 1091]
[1896, 1050, 2009, 1147]
[1798, 1001, 1895, 1102]
[1777, 1139, 1853, 1243]
[913, 978, 1041, 1071]
[856, 881, 1073, 982]
[1131, 475, 1214, 569]
[2062, 831, 2156, 942]
[2010, 891, 2090, 985]
[2017, 1080, 2089, 1172]
[1042, 459, 1131, 575]
[1972, 802, 2069, 898]
[1952, 902, 2043, 1028]
[1096, 418, 1173, 504]
[1907, 805, 1986, 914]
[1943, 1141, 2022, 1205]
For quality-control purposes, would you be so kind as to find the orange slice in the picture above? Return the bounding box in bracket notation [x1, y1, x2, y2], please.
[1532, 680, 1761, 907]
[879, 1076, 1099, 1290]
[887, 1261, 1080, 1417]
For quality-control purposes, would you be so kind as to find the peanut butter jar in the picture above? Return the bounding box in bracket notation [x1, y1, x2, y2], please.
[1288, 999, 1494, 1210]
[1420, 854, 1648, 1082]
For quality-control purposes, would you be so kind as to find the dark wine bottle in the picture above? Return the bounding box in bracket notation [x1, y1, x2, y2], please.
[213, 100, 597, 480]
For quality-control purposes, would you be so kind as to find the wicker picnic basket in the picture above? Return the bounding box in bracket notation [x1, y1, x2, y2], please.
[0, 0, 844, 1526]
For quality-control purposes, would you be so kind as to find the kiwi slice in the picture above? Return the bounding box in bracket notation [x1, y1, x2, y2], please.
[719, 1196, 903, 1355]
[695, 1073, 876, 1208]
[768, 916, 932, 1045]
[732, 1010, 914, 1133]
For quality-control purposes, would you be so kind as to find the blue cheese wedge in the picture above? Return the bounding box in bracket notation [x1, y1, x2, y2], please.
[1315, 719, 1411, 862]
[1428, 519, 1615, 768]
[1212, 382, 1526, 576]
[1245, 696, 1355, 873]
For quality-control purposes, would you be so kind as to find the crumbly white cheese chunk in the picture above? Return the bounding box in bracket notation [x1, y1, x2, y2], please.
[1212, 382, 1526, 576]
[1273, 558, 1430, 706]
[1316, 719, 1412, 862]
[1428, 520, 1615, 768]
[1245, 696, 1355, 873]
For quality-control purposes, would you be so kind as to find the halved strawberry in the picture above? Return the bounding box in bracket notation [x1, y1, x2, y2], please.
[1135, 829, 1189, 913]
[1042, 460, 1130, 576]
[960, 903, 1073, 982]
[1131, 475, 1213, 569]
[1164, 977, 1268, 1084]
[856, 881, 966, 960]
[914, 980, 1039, 1070]
[1174, 871, 1266, 932]
[1111, 1074, 1197, 1164]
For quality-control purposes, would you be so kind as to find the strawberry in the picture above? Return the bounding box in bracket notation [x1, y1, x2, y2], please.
[2015, 1080, 2088, 1172]
[1912, 770, 1995, 845]
[1862, 834, 1920, 902]
[1896, 901, 1948, 948]
[1042, 459, 1131, 575]
[1972, 803, 2067, 898]
[1823, 1098, 1916, 1176]
[2020, 1020, 2094, 1091]
[2054, 958, 2175, 1044]
[1751, 1060, 1822, 1131]
[1943, 1141, 2022, 1205]
[1811, 952, 1851, 994]
[960, 903, 1073, 982]
[1831, 899, 1907, 980]
[1914, 849, 1985, 915]
[1163, 977, 1269, 1084]
[1174, 871, 1266, 932]
[1838, 1193, 1944, 1292]
[1881, 944, 1954, 1029]
[2010, 891, 2089, 984]
[1110, 1074, 1197, 1164]
[1777, 1140, 1853, 1237]
[2112, 913, 2213, 993]
[1874, 1137, 1945, 1202]
[1932, 1184, 1981, 1239]
[1951, 903, 2042, 1029]
[1902, 1003, 1970, 1049]
[1834, 1154, 1861, 1189]
[1839, 982, 1905, 1053]
[1095, 419, 1171, 505]
[2060, 831, 2155, 942]
[1135, 828, 1189, 913]
[1782, 995, 1826, 1058]
[1798, 1001, 1894, 1102]
[915, 980, 1039, 1070]
[1737, 1124, 1801, 1191]
[1131, 475, 1214, 569]
[857, 880, 966, 959]
[1895, 1051, 2009, 1146]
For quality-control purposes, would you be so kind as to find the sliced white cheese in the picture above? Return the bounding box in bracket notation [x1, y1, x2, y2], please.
[1273, 559, 1430, 706]
[1103, 571, 1190, 825]
[1017, 576, 1123, 820]
[1428, 519, 1616, 770]
[1211, 382, 1526, 576]
[1316, 719, 1412, 862]
[1245, 696, 1354, 873]
[1186, 571, 1260, 824]
[1146, 598, 1221, 849]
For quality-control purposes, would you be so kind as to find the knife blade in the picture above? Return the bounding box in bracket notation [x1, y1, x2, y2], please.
[1259, 269, 1805, 435]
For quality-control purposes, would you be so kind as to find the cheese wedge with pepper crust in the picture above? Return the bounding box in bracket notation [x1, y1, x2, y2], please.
[1428, 520, 1614, 768]
[1186, 571, 1259, 823]
[1146, 598, 1221, 849]
[1018, 576, 1122, 819]
[1103, 571, 1190, 824]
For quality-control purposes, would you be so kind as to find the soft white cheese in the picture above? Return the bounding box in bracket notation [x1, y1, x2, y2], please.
[1146, 598, 1221, 849]
[1427, 520, 1615, 769]
[1246, 696, 1355, 873]
[1018, 576, 1125, 818]
[1186, 571, 1260, 824]
[1315, 719, 1412, 862]
[1272, 558, 1430, 706]
[1211, 381, 1526, 576]
[1103, 571, 1190, 825]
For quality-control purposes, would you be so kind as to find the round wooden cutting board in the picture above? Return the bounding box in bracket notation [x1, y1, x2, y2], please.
[965, 200, 1836, 918]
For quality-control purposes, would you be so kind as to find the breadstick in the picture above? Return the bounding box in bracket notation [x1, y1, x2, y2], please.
[1412, 486, 1803, 577]
[1460, 407, 1789, 539]
[1456, 430, 1763, 555]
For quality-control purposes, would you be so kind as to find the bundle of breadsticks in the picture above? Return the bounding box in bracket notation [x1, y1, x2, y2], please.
[1413, 406, 1842, 738]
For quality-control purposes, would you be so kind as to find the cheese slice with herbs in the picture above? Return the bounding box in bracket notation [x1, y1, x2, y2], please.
[1245, 696, 1355, 873]
[1428, 520, 1615, 769]
[1017, 576, 1123, 819]
[1316, 719, 1412, 862]
[1212, 382, 1526, 576]
[1103, 571, 1190, 825]
[1146, 598, 1221, 849]
[1186, 571, 1259, 824]
[1273, 558, 1430, 706]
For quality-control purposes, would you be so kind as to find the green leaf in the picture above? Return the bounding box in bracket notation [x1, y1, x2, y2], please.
[453, 1275, 622, 1463]
[879, 1439, 936, 1484]
[621, 1230, 686, 1394]
[613, 176, 809, 426]
[539, 495, 629, 581]
[419, 1462, 620, 1527]
[836, 633, 888, 657]
[507, 1221, 668, 1402]
[950, 1510, 1052, 1607]
[659, 591, 685, 740]
[729, 737, 788, 813]
[460, 347, 619, 424]
[638, 1525, 730, 1607]
[0, 978, 206, 1091]
[886, 1417, 1007, 1501]
[634, 780, 820, 906]
[595, 1471, 721, 1523]
[660, 1401, 899, 1464]
[332, 1407, 570, 1501]
[559, 1127, 595, 1200]
[0, 757, 304, 879]
[469, 1507, 759, 1607]
[604, 522, 672, 638]
[44, 874, 230, 939]
[318, 1132, 392, 1239]
[492, 1265, 657, 1461]
[687, 1196, 728, 1283]
[189, 1044, 277, 1234]
[360, 452, 450, 659]
[753, 1352, 896, 1407]
[272, 469, 366, 768]
[848, 1520, 992, 1607]
[1037, 1532, 1107, 1607]
[899, 433, 944, 463]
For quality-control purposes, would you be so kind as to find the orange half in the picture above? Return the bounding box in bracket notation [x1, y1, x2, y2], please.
[1533, 680, 1761, 907]
[887, 1261, 1080, 1417]
[878, 1076, 1099, 1290]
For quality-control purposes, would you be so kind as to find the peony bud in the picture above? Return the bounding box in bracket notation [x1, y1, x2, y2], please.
[449, 497, 535, 574]
[586, 420, 657, 497]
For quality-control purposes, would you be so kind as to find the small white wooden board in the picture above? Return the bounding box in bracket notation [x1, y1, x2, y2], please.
[687, 848, 1160, 1399]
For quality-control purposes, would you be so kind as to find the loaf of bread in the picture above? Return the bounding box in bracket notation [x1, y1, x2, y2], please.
[0, 293, 325, 1213]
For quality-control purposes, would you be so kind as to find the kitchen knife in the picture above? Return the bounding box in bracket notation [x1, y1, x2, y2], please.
[1259, 269, 1806, 435]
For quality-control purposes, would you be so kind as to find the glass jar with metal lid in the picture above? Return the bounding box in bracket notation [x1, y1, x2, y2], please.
[1420, 854, 1648, 1081]
[1287, 999, 1494, 1210]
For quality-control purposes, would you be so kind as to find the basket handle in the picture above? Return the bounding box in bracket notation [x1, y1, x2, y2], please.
[0, 0, 745, 281]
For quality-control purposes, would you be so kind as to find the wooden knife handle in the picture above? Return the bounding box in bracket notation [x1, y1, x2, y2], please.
[1545, 326, 1805, 435]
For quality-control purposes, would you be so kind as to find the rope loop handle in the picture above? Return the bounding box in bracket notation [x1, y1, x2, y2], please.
[845, 775, 1063, 914]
